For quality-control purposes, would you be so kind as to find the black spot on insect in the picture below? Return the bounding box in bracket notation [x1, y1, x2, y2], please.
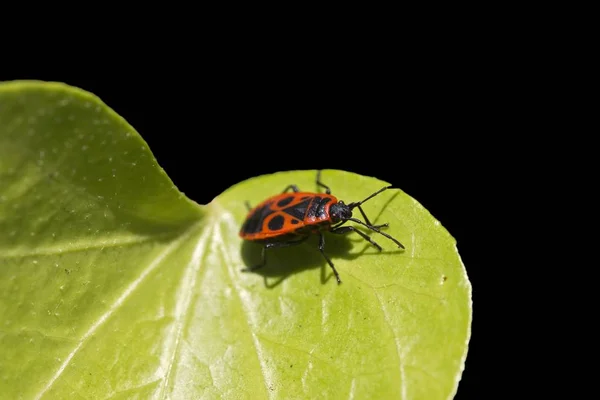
[277, 196, 294, 207]
[282, 198, 310, 220]
[316, 197, 332, 219]
[301, 196, 309, 200]
[306, 196, 322, 219]
[240, 203, 274, 234]
[268, 215, 285, 231]
[291, 219, 300, 224]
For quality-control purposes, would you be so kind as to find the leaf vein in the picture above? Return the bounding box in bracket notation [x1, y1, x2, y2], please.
[159, 223, 213, 398]
[0, 233, 178, 261]
[215, 212, 272, 400]
[373, 289, 407, 400]
[34, 221, 202, 400]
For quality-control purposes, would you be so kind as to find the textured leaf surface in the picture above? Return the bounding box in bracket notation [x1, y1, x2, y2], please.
[0, 81, 472, 400]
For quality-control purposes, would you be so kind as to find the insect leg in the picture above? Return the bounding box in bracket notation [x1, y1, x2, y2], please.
[318, 232, 341, 284]
[281, 185, 300, 193]
[243, 246, 268, 272]
[356, 204, 388, 229]
[330, 219, 349, 230]
[348, 217, 405, 249]
[242, 236, 309, 272]
[330, 226, 383, 251]
[316, 170, 331, 194]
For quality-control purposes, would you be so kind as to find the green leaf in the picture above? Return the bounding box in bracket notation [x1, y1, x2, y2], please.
[0, 81, 472, 400]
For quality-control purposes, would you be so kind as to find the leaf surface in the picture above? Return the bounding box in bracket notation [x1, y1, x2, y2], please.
[0, 81, 472, 400]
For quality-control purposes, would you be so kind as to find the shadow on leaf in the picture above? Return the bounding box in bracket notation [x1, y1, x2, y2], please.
[240, 227, 405, 288]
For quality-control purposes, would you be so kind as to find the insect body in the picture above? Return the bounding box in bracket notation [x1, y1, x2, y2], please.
[239, 170, 405, 284]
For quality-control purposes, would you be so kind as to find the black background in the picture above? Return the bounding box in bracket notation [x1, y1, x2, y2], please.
[3, 55, 494, 398]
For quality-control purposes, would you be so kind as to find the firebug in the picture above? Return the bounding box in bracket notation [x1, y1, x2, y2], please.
[239, 170, 405, 284]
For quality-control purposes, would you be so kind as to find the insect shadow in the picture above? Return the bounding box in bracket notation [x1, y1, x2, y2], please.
[241, 233, 351, 288]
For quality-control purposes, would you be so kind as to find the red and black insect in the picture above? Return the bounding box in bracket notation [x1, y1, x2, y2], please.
[239, 170, 405, 284]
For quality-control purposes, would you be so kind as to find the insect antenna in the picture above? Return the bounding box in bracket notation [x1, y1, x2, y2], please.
[347, 186, 393, 210]
[347, 186, 405, 249]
